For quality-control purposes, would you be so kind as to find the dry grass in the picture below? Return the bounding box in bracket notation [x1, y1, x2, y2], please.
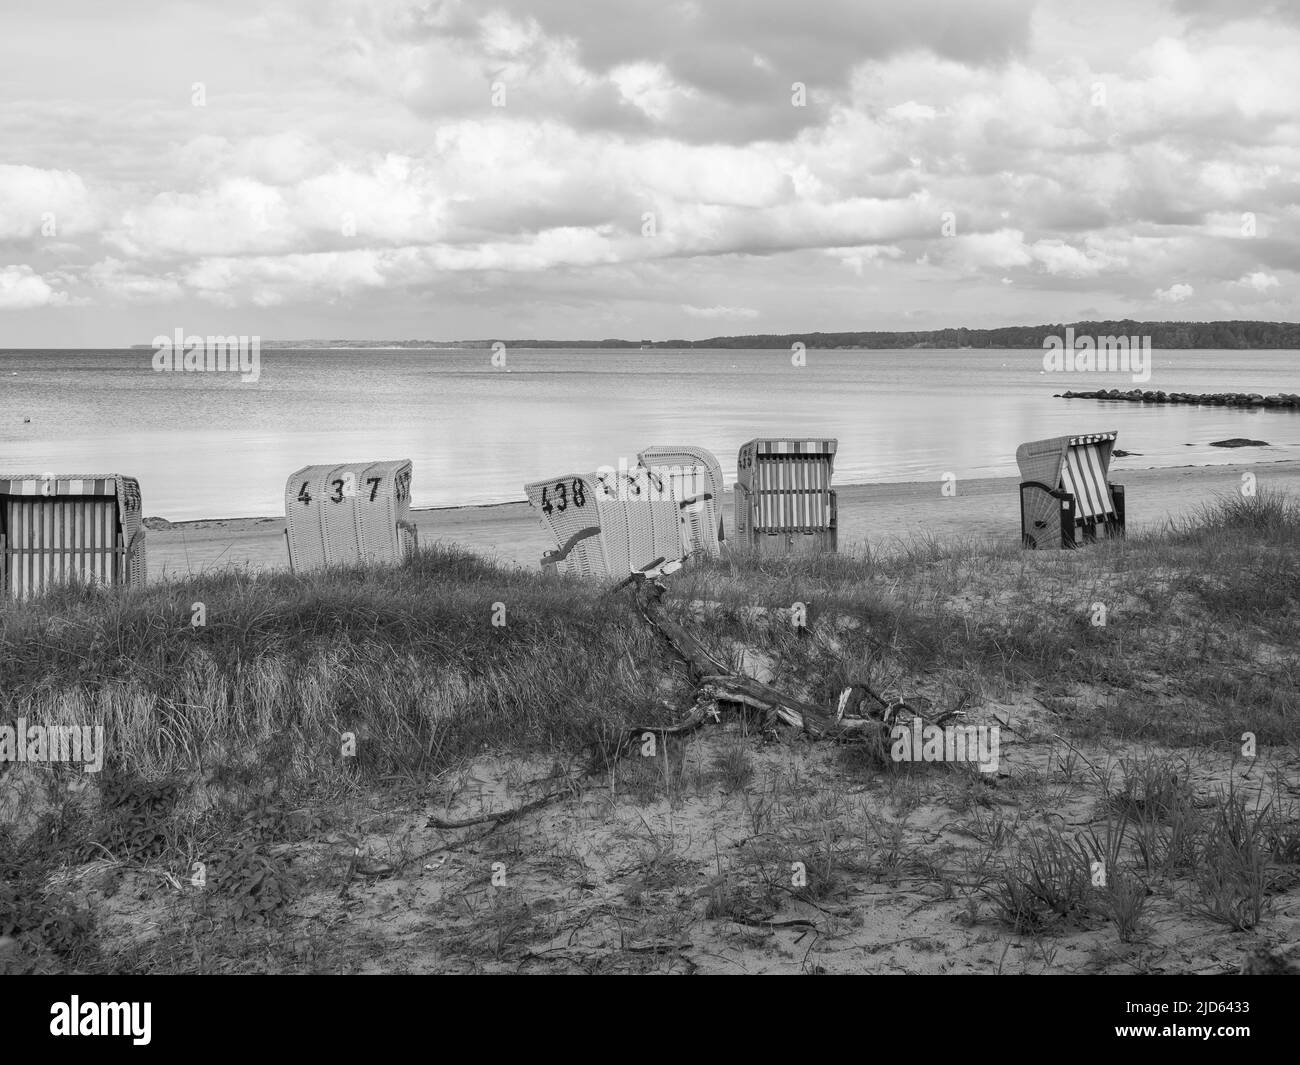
[1, 490, 1298, 973]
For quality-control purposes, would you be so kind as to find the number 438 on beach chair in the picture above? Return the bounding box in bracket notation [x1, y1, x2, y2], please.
[1017, 432, 1126, 549]
[524, 469, 684, 580]
[284, 460, 418, 572]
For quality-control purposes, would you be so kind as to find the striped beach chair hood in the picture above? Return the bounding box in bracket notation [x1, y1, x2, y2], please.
[1016, 432, 1119, 521]
[737, 438, 838, 533]
[0, 473, 146, 596]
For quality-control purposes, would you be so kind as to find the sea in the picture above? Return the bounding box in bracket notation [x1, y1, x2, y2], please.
[1, 347, 1297, 520]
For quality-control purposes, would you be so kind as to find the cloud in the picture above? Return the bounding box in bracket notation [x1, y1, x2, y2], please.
[0, 165, 96, 240]
[346, 0, 1037, 141]
[3, 0, 1300, 337]
[826, 244, 905, 275]
[1173, 0, 1300, 26]
[87, 258, 184, 302]
[0, 264, 68, 309]
[1154, 282, 1195, 302]
[1029, 238, 1128, 278]
[1234, 270, 1280, 292]
[682, 304, 759, 319]
[887, 101, 939, 122]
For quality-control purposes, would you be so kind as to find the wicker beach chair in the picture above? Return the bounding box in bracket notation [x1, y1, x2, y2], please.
[525, 468, 684, 579]
[734, 438, 838, 556]
[1017, 431, 1125, 548]
[637, 445, 725, 559]
[0, 473, 146, 598]
[284, 460, 418, 572]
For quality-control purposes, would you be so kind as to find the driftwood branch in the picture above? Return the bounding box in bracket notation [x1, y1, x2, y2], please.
[424, 570, 969, 838]
[428, 785, 583, 829]
[627, 577, 945, 740]
[627, 580, 731, 679]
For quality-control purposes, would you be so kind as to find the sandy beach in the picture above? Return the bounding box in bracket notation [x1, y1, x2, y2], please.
[144, 457, 1300, 579]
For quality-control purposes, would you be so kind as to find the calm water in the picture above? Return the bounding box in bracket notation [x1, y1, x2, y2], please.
[1, 348, 1298, 520]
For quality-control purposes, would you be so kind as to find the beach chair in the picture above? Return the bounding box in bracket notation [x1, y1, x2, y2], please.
[284, 460, 418, 572]
[1017, 431, 1125, 549]
[0, 473, 146, 598]
[524, 469, 684, 579]
[637, 445, 725, 559]
[734, 439, 838, 556]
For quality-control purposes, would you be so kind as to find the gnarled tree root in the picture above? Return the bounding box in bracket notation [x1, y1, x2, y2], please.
[427, 574, 967, 831]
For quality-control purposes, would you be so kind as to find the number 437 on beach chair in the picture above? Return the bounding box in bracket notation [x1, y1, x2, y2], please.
[284, 460, 418, 572]
[0, 473, 146, 599]
[1017, 432, 1126, 549]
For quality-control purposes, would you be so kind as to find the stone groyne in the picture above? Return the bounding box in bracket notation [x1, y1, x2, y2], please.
[1057, 389, 1300, 407]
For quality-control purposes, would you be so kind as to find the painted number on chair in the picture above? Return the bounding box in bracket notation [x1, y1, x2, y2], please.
[540, 479, 585, 515]
[297, 483, 312, 505]
[366, 477, 381, 501]
[329, 473, 358, 502]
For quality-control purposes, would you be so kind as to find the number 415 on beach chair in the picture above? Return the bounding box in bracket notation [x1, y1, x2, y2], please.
[284, 460, 418, 572]
[1017, 432, 1126, 549]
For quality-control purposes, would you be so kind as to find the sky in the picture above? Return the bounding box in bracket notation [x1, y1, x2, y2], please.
[0, 0, 1297, 345]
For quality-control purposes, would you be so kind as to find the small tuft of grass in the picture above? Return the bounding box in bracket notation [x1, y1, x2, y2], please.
[991, 827, 1097, 934]
[711, 741, 755, 792]
[1189, 788, 1271, 932]
[1101, 871, 1149, 943]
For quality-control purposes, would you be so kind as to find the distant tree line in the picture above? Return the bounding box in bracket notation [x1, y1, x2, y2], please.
[221, 320, 1300, 351]
[447, 320, 1300, 349]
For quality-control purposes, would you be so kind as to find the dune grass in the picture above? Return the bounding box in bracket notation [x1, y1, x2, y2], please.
[3, 486, 1296, 824]
[1, 488, 1297, 972]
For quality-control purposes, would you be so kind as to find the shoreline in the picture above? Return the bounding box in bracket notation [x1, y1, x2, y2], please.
[142, 457, 1300, 579]
[149, 456, 1300, 531]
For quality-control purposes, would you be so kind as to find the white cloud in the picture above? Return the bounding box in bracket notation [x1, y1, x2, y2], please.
[0, 265, 67, 309]
[1234, 270, 1279, 292]
[826, 244, 904, 275]
[610, 62, 691, 122]
[682, 304, 759, 319]
[3, 0, 1300, 335]
[87, 258, 184, 302]
[887, 101, 938, 121]
[1155, 282, 1195, 302]
[0, 165, 96, 239]
[1029, 238, 1127, 278]
[950, 230, 1034, 271]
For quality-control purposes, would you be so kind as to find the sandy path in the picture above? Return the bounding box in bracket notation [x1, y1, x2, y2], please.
[144, 458, 1300, 580]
